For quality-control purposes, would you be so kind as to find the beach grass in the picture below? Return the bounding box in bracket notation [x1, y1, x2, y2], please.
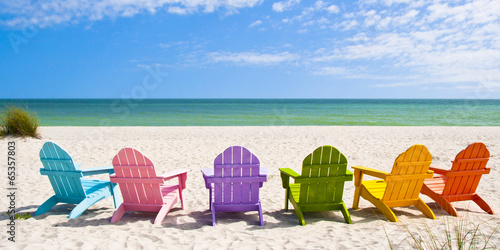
[0, 106, 40, 138]
[388, 216, 499, 249]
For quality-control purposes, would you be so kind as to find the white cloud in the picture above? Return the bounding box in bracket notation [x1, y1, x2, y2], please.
[382, 0, 412, 6]
[272, 0, 300, 12]
[279, 0, 340, 25]
[159, 41, 187, 49]
[326, 5, 340, 14]
[249, 20, 263, 28]
[316, 25, 500, 86]
[207, 51, 299, 65]
[0, 0, 263, 29]
[168, 6, 189, 15]
[305, 1, 331, 14]
[395, 9, 419, 25]
[334, 19, 359, 31]
[313, 66, 348, 75]
[425, 0, 500, 25]
[310, 0, 500, 91]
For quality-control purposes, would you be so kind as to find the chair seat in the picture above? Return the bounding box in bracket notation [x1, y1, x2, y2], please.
[363, 180, 387, 200]
[289, 183, 301, 203]
[160, 184, 179, 203]
[82, 179, 111, 198]
[423, 175, 446, 195]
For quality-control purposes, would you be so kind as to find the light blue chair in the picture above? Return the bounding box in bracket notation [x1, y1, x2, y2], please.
[35, 142, 121, 219]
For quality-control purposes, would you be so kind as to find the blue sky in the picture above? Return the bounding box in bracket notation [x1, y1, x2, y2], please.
[1, 0, 499, 99]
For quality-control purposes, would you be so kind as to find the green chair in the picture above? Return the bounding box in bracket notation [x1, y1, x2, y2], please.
[279, 145, 353, 225]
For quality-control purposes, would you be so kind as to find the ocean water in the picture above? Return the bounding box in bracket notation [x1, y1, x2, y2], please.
[0, 99, 498, 126]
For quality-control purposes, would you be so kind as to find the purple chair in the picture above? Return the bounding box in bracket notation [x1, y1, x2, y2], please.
[201, 146, 267, 226]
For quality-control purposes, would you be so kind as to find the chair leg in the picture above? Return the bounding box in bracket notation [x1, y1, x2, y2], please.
[211, 205, 216, 226]
[416, 198, 436, 220]
[289, 198, 305, 226]
[284, 189, 289, 211]
[295, 207, 305, 226]
[111, 183, 122, 209]
[154, 205, 171, 225]
[371, 200, 397, 222]
[473, 194, 495, 215]
[353, 186, 361, 210]
[352, 169, 362, 210]
[340, 202, 352, 224]
[361, 188, 397, 222]
[178, 188, 185, 210]
[110, 204, 126, 223]
[438, 196, 459, 217]
[154, 197, 177, 225]
[69, 195, 105, 219]
[35, 196, 58, 216]
[209, 188, 212, 211]
[422, 185, 459, 217]
[258, 203, 264, 226]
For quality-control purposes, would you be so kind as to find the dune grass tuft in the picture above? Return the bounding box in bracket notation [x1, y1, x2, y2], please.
[0, 106, 40, 138]
[389, 217, 499, 250]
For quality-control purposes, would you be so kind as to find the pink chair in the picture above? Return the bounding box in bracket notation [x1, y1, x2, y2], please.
[109, 148, 187, 225]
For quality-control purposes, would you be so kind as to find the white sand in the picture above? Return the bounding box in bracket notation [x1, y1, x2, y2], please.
[2, 126, 499, 249]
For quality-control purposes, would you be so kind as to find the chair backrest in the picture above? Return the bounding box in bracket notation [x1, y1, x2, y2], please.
[112, 148, 164, 205]
[382, 144, 432, 201]
[39, 142, 86, 198]
[298, 145, 349, 204]
[212, 146, 263, 205]
[443, 142, 490, 196]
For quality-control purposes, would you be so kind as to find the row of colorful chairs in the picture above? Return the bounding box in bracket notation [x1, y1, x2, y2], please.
[35, 142, 494, 226]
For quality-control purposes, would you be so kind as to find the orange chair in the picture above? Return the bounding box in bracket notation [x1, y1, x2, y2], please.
[421, 142, 494, 216]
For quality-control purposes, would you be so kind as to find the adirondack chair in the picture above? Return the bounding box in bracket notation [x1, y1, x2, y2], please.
[35, 142, 121, 219]
[279, 145, 353, 226]
[201, 146, 267, 226]
[421, 142, 494, 216]
[352, 144, 435, 222]
[109, 148, 188, 225]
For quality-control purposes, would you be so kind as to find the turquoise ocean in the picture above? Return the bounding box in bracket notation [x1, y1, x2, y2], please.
[0, 99, 498, 126]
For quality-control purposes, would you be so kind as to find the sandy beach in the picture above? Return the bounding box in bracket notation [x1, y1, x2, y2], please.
[2, 126, 499, 249]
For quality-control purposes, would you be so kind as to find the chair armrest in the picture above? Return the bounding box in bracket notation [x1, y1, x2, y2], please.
[279, 168, 300, 178]
[201, 168, 213, 189]
[258, 167, 268, 188]
[428, 166, 448, 175]
[159, 169, 188, 189]
[351, 166, 389, 179]
[279, 168, 300, 189]
[259, 167, 268, 176]
[81, 166, 115, 176]
[346, 169, 354, 176]
[159, 169, 188, 180]
[201, 168, 213, 177]
[352, 165, 389, 187]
